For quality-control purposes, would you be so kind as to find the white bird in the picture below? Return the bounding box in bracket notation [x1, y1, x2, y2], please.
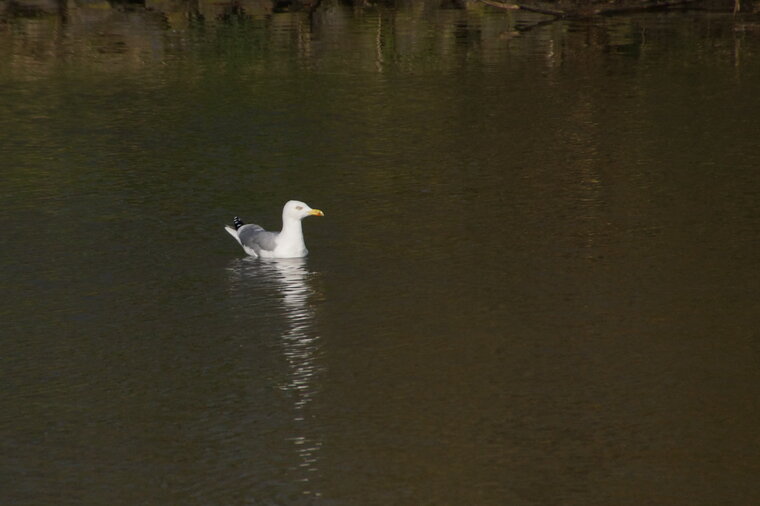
[225, 200, 324, 258]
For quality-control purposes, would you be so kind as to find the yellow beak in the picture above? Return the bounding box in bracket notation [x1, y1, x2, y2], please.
[309, 209, 324, 217]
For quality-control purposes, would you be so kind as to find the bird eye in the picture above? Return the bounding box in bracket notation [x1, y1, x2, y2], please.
[295, 206, 303, 210]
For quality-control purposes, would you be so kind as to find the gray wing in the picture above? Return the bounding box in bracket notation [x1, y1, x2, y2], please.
[237, 224, 279, 254]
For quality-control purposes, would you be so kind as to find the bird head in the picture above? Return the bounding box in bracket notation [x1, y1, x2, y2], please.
[284, 200, 324, 220]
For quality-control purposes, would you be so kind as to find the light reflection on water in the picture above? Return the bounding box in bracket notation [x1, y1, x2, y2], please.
[226, 257, 325, 498]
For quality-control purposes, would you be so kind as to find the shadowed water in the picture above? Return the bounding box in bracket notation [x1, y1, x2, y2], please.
[1, 3, 760, 505]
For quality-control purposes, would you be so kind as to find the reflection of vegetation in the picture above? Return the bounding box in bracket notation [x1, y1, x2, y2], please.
[476, 0, 723, 17]
[0, 0, 757, 82]
[1, 0, 752, 25]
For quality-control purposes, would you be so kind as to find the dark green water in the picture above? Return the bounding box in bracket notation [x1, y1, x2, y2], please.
[2, 3, 759, 504]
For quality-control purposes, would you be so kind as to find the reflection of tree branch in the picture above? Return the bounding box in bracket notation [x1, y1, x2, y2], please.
[477, 0, 520, 9]
[274, 0, 323, 13]
[476, 0, 699, 17]
[592, 0, 697, 15]
[515, 16, 562, 33]
[475, 0, 564, 33]
[476, 0, 566, 17]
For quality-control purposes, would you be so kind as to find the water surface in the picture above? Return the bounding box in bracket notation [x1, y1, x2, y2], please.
[2, 3, 759, 504]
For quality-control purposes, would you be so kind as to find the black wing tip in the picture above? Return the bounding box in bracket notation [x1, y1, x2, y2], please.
[233, 216, 245, 230]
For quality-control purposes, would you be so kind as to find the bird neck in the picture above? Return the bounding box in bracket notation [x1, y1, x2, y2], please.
[280, 216, 304, 243]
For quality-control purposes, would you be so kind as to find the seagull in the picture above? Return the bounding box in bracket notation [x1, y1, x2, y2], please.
[225, 200, 324, 258]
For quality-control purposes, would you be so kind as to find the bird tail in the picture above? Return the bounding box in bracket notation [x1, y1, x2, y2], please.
[233, 216, 245, 230]
[225, 225, 242, 245]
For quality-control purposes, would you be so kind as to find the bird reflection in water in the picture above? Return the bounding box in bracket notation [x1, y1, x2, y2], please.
[226, 257, 324, 498]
